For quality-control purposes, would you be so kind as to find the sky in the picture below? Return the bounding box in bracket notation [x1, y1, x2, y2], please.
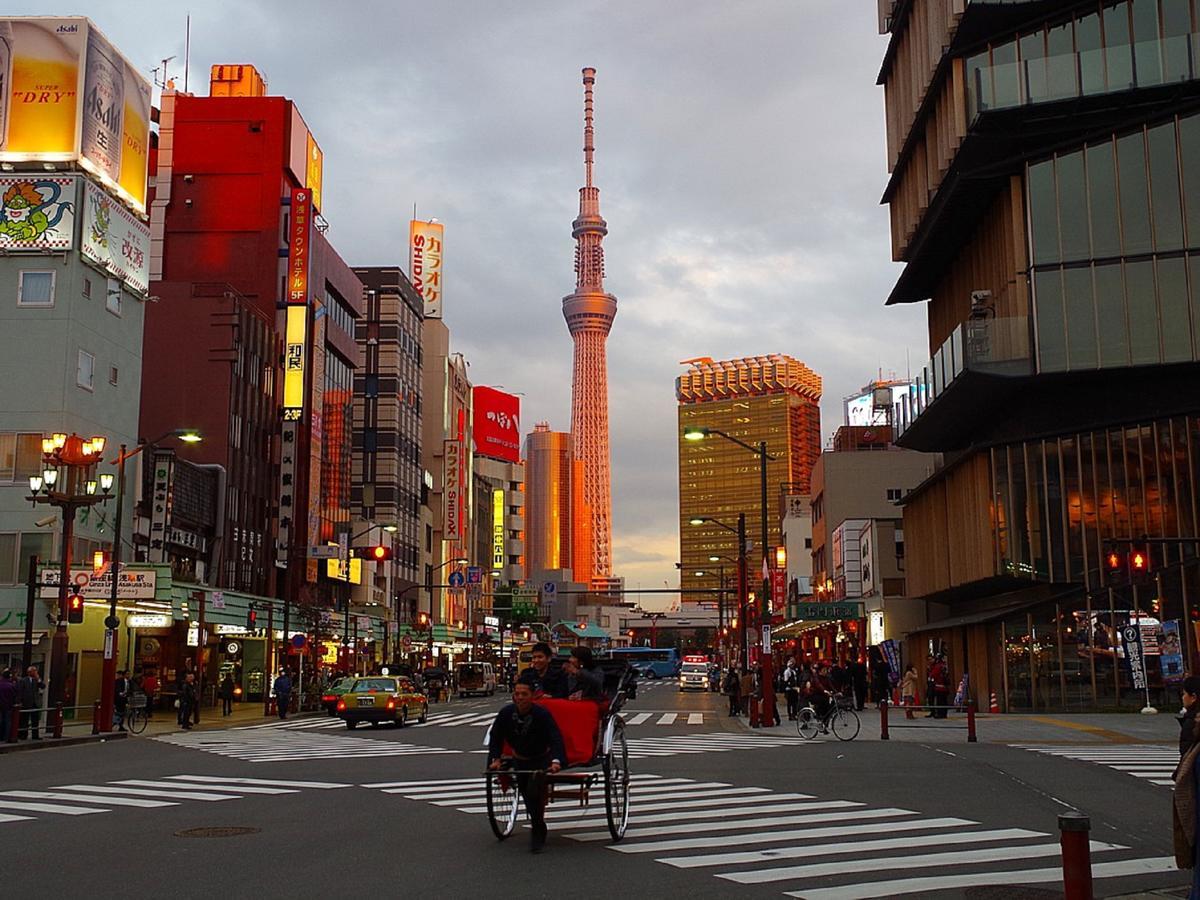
[30, 1, 928, 609]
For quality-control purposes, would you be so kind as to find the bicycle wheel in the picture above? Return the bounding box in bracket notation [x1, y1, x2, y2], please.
[128, 708, 147, 735]
[796, 707, 820, 740]
[485, 769, 521, 840]
[604, 717, 630, 842]
[831, 708, 860, 741]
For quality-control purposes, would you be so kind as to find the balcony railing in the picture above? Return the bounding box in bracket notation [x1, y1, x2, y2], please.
[969, 33, 1200, 121]
[895, 316, 1032, 440]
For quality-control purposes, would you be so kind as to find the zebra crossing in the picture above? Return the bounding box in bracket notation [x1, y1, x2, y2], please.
[374, 774, 1174, 898]
[0, 775, 347, 825]
[157, 728, 463, 763]
[232, 709, 714, 731]
[1015, 744, 1178, 787]
[623, 732, 809, 759]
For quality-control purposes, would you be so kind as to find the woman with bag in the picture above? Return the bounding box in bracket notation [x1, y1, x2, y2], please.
[900, 664, 919, 720]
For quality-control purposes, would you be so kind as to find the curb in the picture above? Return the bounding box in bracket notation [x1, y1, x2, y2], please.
[0, 731, 129, 754]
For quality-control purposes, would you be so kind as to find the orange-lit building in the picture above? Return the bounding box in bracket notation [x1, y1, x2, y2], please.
[524, 424, 591, 584]
[677, 355, 822, 607]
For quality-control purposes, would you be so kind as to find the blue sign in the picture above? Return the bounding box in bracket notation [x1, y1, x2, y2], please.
[467, 566, 483, 585]
[1162, 620, 1185, 682]
[448, 571, 465, 588]
[542, 582, 557, 595]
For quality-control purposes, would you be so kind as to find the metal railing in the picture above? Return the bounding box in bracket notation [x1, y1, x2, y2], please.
[879, 699, 978, 742]
[5, 702, 102, 742]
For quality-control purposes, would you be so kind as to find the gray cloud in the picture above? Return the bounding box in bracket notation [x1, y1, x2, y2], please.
[41, 0, 928, 606]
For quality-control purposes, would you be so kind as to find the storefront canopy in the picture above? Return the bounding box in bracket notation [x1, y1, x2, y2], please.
[906, 587, 1082, 635]
[553, 621, 610, 640]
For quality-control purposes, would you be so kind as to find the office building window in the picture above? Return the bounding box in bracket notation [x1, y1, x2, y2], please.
[109, 365, 119, 386]
[17, 270, 54, 306]
[886, 488, 903, 502]
[77, 350, 95, 391]
[106, 277, 121, 316]
[82, 277, 91, 298]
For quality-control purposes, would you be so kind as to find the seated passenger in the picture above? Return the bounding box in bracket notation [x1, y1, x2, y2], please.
[564, 646, 604, 702]
[517, 642, 567, 698]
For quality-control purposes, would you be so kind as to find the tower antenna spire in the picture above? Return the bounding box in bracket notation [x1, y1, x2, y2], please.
[583, 67, 595, 188]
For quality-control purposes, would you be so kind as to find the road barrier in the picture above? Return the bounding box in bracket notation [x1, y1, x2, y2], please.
[879, 699, 977, 742]
[1059, 811, 1093, 899]
[6, 702, 102, 743]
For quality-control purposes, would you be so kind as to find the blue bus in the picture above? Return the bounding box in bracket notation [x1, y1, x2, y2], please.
[608, 647, 680, 679]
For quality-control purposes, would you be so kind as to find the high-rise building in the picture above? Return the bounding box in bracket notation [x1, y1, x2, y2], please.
[677, 355, 822, 607]
[879, 0, 1200, 711]
[563, 67, 616, 579]
[524, 424, 578, 581]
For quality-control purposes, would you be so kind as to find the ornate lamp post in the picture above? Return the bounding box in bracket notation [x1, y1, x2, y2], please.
[26, 432, 115, 708]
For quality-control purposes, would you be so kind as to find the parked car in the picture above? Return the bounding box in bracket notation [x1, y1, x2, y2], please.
[320, 676, 356, 716]
[337, 676, 429, 728]
[456, 662, 496, 698]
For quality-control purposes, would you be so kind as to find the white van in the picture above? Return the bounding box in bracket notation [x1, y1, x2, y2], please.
[457, 662, 496, 697]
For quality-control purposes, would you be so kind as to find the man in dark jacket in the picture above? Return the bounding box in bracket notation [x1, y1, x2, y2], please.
[17, 666, 44, 740]
[178, 672, 197, 730]
[517, 643, 568, 698]
[488, 682, 566, 853]
[113, 669, 130, 731]
[0, 669, 16, 741]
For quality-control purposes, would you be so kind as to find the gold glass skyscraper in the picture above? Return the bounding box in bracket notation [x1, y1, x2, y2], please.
[677, 355, 822, 606]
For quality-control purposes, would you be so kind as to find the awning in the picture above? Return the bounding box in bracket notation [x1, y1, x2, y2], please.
[553, 621, 610, 640]
[906, 587, 1082, 635]
[0, 629, 46, 646]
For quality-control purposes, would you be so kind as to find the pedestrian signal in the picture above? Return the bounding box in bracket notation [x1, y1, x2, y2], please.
[246, 608, 257, 631]
[67, 590, 85, 624]
[366, 545, 392, 561]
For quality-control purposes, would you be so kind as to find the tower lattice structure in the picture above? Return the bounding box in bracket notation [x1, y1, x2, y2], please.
[563, 67, 616, 579]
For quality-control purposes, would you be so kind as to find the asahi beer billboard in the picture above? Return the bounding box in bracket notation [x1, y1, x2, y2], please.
[0, 18, 152, 213]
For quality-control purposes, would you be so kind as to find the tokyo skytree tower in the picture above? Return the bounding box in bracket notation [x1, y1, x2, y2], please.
[563, 67, 616, 578]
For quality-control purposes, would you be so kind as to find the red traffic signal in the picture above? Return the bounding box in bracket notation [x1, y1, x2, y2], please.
[67, 590, 85, 624]
[366, 545, 392, 561]
[1130, 546, 1151, 574]
[246, 609, 257, 631]
[1105, 550, 1123, 574]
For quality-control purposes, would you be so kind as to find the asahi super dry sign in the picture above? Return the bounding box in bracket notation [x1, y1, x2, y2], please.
[409, 219, 443, 318]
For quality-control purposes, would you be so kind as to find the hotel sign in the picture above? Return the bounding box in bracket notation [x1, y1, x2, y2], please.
[287, 187, 311, 304]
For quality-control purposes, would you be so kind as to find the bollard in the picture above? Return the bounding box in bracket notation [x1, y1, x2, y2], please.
[880, 699, 890, 740]
[1059, 812, 1093, 900]
[967, 699, 977, 743]
[749, 696, 760, 728]
[8, 703, 19, 742]
[53, 703, 64, 739]
[92, 700, 101, 735]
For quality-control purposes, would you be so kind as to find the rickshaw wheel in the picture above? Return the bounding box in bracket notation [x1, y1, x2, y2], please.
[603, 718, 630, 842]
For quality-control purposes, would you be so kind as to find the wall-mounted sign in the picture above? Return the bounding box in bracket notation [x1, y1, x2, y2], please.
[492, 489, 505, 571]
[287, 187, 311, 304]
[276, 419, 298, 568]
[127, 613, 172, 629]
[0, 175, 76, 250]
[80, 178, 149, 293]
[443, 439, 461, 540]
[40, 567, 156, 600]
[283, 305, 307, 420]
[409, 219, 444, 318]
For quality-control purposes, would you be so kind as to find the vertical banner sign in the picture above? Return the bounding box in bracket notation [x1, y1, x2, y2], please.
[1161, 620, 1185, 681]
[880, 638, 901, 686]
[147, 450, 175, 562]
[308, 304, 326, 553]
[409, 219, 444, 318]
[492, 489, 505, 571]
[1121, 624, 1147, 691]
[277, 420, 299, 568]
[771, 568, 786, 616]
[283, 306, 307, 420]
[443, 440, 461, 540]
[287, 188, 311, 304]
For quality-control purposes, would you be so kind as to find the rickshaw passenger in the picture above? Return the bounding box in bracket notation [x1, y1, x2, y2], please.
[488, 682, 565, 853]
[517, 642, 568, 698]
[564, 646, 604, 702]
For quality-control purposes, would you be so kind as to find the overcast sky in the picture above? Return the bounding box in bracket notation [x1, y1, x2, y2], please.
[40, 1, 928, 610]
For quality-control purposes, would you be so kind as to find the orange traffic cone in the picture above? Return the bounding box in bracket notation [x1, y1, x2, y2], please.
[989, 691, 1000, 714]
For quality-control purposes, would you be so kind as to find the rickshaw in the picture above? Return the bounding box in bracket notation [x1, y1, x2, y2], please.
[483, 659, 634, 843]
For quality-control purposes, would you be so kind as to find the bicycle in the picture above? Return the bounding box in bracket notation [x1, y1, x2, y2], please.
[796, 692, 860, 741]
[125, 694, 148, 735]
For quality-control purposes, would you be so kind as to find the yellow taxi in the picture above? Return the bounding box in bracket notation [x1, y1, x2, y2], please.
[336, 676, 429, 729]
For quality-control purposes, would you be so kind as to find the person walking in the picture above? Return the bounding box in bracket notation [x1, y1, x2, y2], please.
[17, 666, 44, 740]
[739, 667, 755, 722]
[273, 669, 293, 720]
[869, 646, 892, 708]
[113, 669, 130, 732]
[724, 667, 741, 716]
[782, 658, 800, 720]
[219, 673, 235, 717]
[930, 656, 950, 719]
[848, 655, 869, 712]
[0, 668, 16, 742]
[900, 663, 920, 719]
[176, 659, 195, 726]
[142, 668, 158, 719]
[1172, 675, 1200, 892]
[178, 672, 197, 730]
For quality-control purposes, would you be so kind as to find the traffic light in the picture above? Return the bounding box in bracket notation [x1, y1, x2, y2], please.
[366, 545, 392, 562]
[246, 608, 258, 631]
[92, 549, 108, 576]
[1105, 548, 1124, 577]
[1130, 544, 1152, 577]
[67, 589, 85, 624]
[418, 612, 429, 627]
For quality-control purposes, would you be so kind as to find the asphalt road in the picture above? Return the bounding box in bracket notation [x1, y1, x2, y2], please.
[2, 678, 1184, 899]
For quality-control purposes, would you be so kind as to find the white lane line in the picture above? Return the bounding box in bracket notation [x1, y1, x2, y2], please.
[165, 776, 351, 789]
[434, 714, 483, 726]
[612, 816, 977, 854]
[364, 778, 484, 789]
[658, 827, 1049, 868]
[569, 807, 918, 842]
[656, 713, 677, 725]
[0, 813, 33, 823]
[0, 800, 109, 815]
[0, 791, 177, 808]
[110, 779, 297, 795]
[537, 792, 817, 819]
[687, 713, 704, 725]
[625, 713, 652, 726]
[722, 840, 1123, 884]
[786, 856, 1176, 900]
[575, 801, 865, 828]
[52, 784, 239, 801]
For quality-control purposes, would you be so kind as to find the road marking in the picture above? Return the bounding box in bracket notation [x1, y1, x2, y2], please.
[687, 713, 704, 724]
[1015, 745, 1178, 787]
[164, 775, 351, 789]
[0, 800, 108, 815]
[566, 807, 917, 842]
[156, 729, 463, 763]
[0, 791, 178, 808]
[625, 713, 652, 725]
[52, 784, 240, 801]
[656, 713, 677, 725]
[0, 813, 33, 823]
[111, 779, 297, 795]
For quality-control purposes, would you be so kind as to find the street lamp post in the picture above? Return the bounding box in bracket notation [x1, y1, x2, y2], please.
[26, 433, 116, 709]
[686, 426, 777, 724]
[96, 429, 201, 733]
[690, 514, 748, 665]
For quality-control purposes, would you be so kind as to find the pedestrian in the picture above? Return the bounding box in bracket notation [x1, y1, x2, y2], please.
[931, 656, 950, 718]
[1172, 675, 1200, 890]
[0, 668, 16, 742]
[273, 669, 293, 719]
[142, 668, 158, 719]
[178, 672, 197, 729]
[177, 659, 195, 726]
[723, 666, 741, 716]
[219, 672, 235, 717]
[765, 667, 782, 726]
[869, 646, 891, 708]
[901, 663, 920, 719]
[113, 669, 129, 732]
[848, 655, 868, 712]
[17, 666, 43, 740]
[783, 658, 800, 720]
[739, 667, 755, 721]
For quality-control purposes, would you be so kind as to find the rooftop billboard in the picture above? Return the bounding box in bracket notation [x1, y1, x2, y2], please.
[473, 386, 520, 463]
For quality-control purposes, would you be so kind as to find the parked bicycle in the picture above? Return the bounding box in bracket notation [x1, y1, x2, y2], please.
[796, 692, 860, 741]
[125, 693, 148, 735]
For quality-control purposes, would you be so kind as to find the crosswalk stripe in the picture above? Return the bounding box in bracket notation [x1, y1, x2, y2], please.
[687, 713, 704, 724]
[657, 827, 1049, 868]
[0, 790, 177, 808]
[164, 776, 351, 789]
[1016, 745, 1178, 787]
[576, 800, 864, 827]
[721, 840, 1122, 885]
[626, 713, 652, 725]
[52, 784, 240, 801]
[0, 813, 33, 823]
[112, 779, 297, 795]
[566, 807, 917, 842]
[537, 791, 818, 820]
[0, 800, 109, 815]
[656, 713, 677, 725]
[785, 856, 1175, 899]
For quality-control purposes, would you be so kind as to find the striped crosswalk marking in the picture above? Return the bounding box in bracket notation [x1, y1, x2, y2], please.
[687, 713, 704, 724]
[375, 774, 1175, 897]
[623, 732, 810, 758]
[156, 728, 461, 763]
[625, 713, 652, 725]
[1015, 744, 1178, 786]
[656, 713, 677, 725]
[237, 709, 714, 730]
